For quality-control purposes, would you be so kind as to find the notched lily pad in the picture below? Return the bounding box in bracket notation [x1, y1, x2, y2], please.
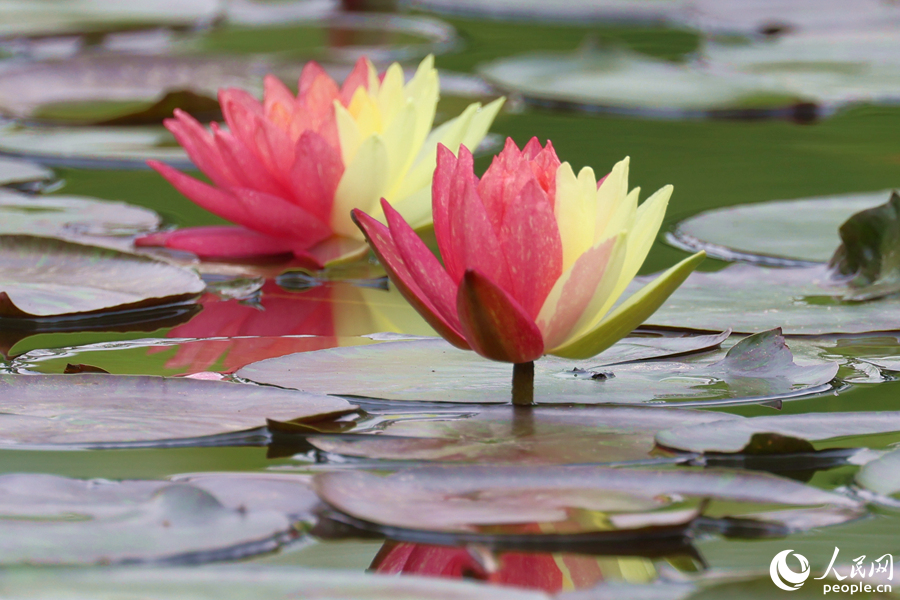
[668, 190, 891, 265]
[0, 235, 204, 319]
[0, 373, 356, 447]
[0, 566, 550, 600]
[307, 405, 740, 465]
[237, 330, 837, 407]
[0, 473, 303, 565]
[314, 465, 860, 544]
[656, 412, 900, 455]
[0, 190, 160, 249]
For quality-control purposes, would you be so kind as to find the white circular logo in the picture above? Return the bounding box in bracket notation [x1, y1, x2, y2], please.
[770, 550, 811, 591]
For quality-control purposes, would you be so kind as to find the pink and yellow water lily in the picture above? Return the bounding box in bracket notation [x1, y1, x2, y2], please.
[138, 55, 503, 267]
[353, 138, 704, 363]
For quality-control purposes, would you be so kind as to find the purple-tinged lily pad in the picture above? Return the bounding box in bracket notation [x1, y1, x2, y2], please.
[0, 235, 204, 319]
[668, 190, 890, 266]
[0, 566, 551, 600]
[0, 473, 297, 565]
[0, 155, 53, 188]
[0, 373, 356, 447]
[0, 190, 160, 249]
[656, 412, 900, 455]
[237, 330, 838, 407]
[313, 465, 860, 539]
[308, 405, 739, 465]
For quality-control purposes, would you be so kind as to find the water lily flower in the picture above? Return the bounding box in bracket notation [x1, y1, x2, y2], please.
[352, 138, 705, 370]
[138, 55, 503, 267]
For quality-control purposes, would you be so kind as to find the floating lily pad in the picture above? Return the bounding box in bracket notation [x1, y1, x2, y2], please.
[0, 473, 296, 565]
[0, 125, 191, 169]
[0, 566, 550, 600]
[0, 155, 52, 187]
[0, 235, 204, 319]
[656, 412, 900, 455]
[479, 49, 797, 118]
[855, 447, 900, 498]
[0, 0, 222, 39]
[0, 373, 356, 447]
[237, 330, 838, 406]
[0, 54, 279, 124]
[314, 465, 859, 540]
[169, 472, 320, 519]
[404, 0, 681, 24]
[0, 190, 160, 249]
[668, 190, 891, 265]
[630, 263, 900, 334]
[308, 406, 740, 465]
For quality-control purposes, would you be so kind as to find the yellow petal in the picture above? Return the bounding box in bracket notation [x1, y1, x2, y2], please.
[458, 96, 505, 151]
[376, 63, 406, 125]
[554, 162, 597, 272]
[550, 252, 705, 359]
[612, 184, 673, 299]
[347, 87, 383, 140]
[381, 101, 420, 198]
[389, 185, 433, 230]
[330, 134, 389, 238]
[594, 156, 630, 239]
[334, 100, 362, 165]
[404, 55, 439, 149]
[598, 185, 639, 242]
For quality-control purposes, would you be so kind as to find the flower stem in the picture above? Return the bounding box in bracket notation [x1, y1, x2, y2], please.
[511, 361, 535, 406]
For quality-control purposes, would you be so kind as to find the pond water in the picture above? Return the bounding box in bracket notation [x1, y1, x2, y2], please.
[3, 2, 900, 598]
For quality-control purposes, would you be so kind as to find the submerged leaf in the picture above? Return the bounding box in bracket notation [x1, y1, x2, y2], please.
[0, 373, 356, 447]
[0, 235, 204, 318]
[237, 332, 837, 406]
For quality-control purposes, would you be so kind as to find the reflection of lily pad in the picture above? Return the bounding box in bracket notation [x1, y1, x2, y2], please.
[0, 190, 160, 249]
[630, 263, 900, 334]
[314, 465, 859, 539]
[0, 566, 549, 600]
[0, 0, 221, 39]
[0, 473, 299, 565]
[0, 373, 355, 447]
[0, 235, 204, 319]
[0, 125, 190, 169]
[0, 155, 52, 187]
[668, 190, 891, 265]
[656, 412, 900, 454]
[479, 49, 796, 117]
[309, 405, 739, 465]
[237, 331, 838, 407]
[0, 54, 277, 124]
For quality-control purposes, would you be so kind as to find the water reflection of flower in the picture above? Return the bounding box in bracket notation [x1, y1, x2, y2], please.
[151, 280, 433, 374]
[371, 540, 657, 594]
[354, 138, 704, 364]
[139, 55, 502, 268]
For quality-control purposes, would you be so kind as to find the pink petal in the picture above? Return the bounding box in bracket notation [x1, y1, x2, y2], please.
[299, 61, 332, 96]
[432, 144, 466, 282]
[530, 140, 561, 205]
[456, 269, 544, 363]
[477, 138, 535, 231]
[148, 160, 249, 225]
[521, 136, 543, 159]
[382, 199, 462, 332]
[211, 126, 289, 198]
[134, 226, 294, 259]
[352, 209, 470, 349]
[449, 176, 513, 292]
[340, 56, 372, 106]
[263, 74, 298, 126]
[290, 130, 344, 223]
[219, 88, 279, 175]
[537, 238, 616, 349]
[163, 110, 235, 189]
[228, 187, 332, 247]
[498, 179, 563, 318]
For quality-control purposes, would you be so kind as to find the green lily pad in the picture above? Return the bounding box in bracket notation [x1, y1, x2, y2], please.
[855, 447, 900, 498]
[314, 465, 859, 538]
[0, 235, 204, 319]
[0, 155, 53, 187]
[0, 190, 160, 249]
[308, 406, 740, 465]
[0, 54, 279, 124]
[398, 0, 679, 23]
[0, 0, 221, 39]
[0, 125, 190, 169]
[0, 566, 550, 600]
[237, 330, 838, 407]
[0, 373, 356, 447]
[630, 263, 900, 334]
[478, 48, 798, 117]
[656, 412, 900, 455]
[0, 472, 307, 565]
[668, 190, 891, 265]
